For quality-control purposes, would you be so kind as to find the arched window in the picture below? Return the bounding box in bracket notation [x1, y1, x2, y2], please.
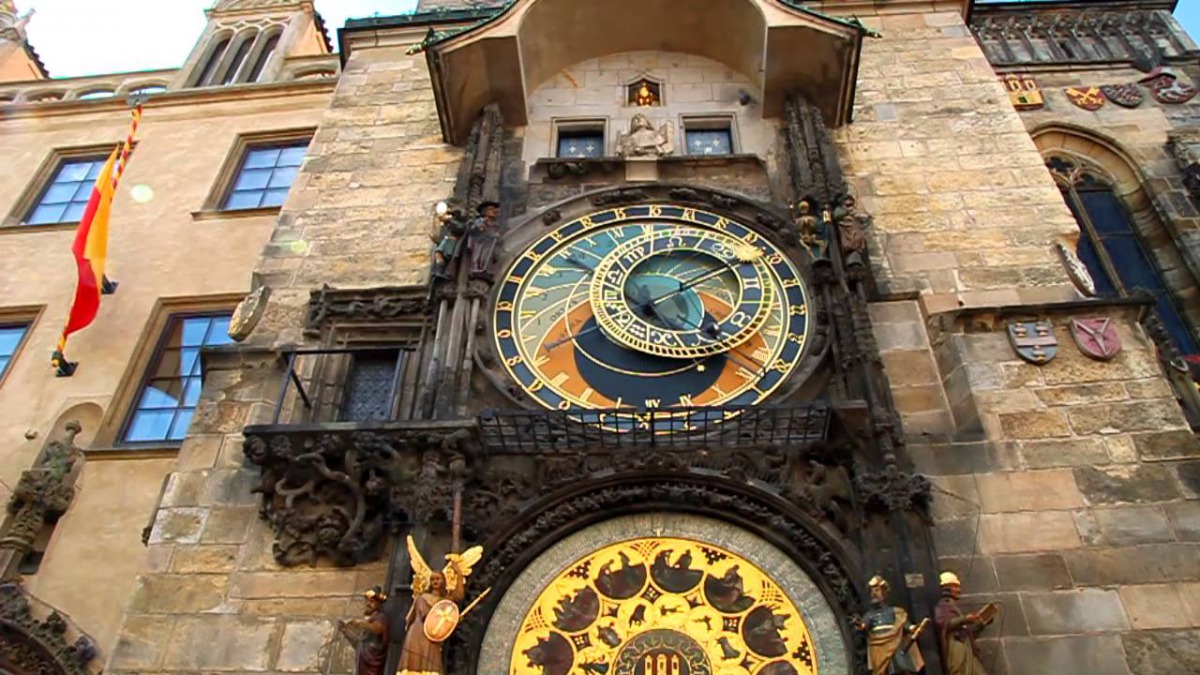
[1048, 156, 1198, 357]
[221, 34, 256, 85]
[247, 32, 281, 83]
[193, 34, 231, 87]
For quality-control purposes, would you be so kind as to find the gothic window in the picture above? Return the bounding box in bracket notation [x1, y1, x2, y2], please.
[24, 156, 108, 225]
[0, 323, 30, 382]
[221, 34, 257, 85]
[192, 34, 231, 87]
[1049, 156, 1199, 361]
[247, 31, 282, 82]
[223, 140, 308, 210]
[121, 314, 233, 445]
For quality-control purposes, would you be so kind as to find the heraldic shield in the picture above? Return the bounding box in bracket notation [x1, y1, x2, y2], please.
[1071, 318, 1121, 361]
[1008, 321, 1058, 364]
[424, 599, 461, 643]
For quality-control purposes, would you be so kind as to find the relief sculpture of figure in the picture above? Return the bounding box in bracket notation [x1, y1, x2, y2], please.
[617, 113, 674, 158]
[400, 535, 484, 675]
[338, 587, 391, 675]
[935, 572, 997, 675]
[466, 201, 501, 280]
[853, 576, 927, 675]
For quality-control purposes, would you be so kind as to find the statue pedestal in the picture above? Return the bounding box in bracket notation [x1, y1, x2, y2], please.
[624, 157, 659, 182]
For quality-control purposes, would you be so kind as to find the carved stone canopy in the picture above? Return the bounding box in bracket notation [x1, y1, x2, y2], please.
[369, 0, 867, 144]
[0, 582, 97, 675]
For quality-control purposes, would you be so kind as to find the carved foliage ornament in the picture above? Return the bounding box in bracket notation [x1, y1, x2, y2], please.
[2, 423, 80, 561]
[0, 583, 97, 675]
[304, 285, 428, 334]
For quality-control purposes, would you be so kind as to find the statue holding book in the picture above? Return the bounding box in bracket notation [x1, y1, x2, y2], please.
[934, 571, 998, 675]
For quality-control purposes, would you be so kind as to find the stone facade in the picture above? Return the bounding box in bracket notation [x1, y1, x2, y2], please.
[0, 1, 1197, 675]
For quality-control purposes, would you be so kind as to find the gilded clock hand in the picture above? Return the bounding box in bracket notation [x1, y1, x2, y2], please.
[644, 259, 742, 309]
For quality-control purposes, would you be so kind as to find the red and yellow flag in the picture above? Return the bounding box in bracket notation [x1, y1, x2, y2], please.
[53, 103, 142, 375]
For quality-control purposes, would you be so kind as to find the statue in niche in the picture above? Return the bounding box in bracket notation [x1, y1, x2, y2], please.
[466, 201, 501, 281]
[853, 575, 927, 675]
[935, 571, 998, 675]
[791, 199, 826, 258]
[338, 587, 391, 675]
[432, 203, 468, 281]
[617, 113, 674, 158]
[400, 535, 484, 675]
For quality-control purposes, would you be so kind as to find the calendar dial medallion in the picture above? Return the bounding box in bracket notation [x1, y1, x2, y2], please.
[493, 205, 810, 431]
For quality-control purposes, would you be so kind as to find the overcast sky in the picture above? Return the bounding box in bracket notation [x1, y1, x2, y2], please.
[13, 0, 1200, 79]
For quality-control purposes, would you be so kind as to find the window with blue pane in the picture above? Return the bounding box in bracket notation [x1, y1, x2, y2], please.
[1050, 157, 1199, 359]
[25, 157, 107, 225]
[557, 130, 605, 158]
[0, 324, 30, 381]
[685, 127, 733, 156]
[122, 314, 233, 445]
[223, 141, 308, 210]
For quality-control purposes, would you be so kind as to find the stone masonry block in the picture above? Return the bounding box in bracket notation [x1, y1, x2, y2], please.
[1122, 630, 1200, 675]
[1073, 464, 1181, 505]
[979, 511, 1081, 554]
[996, 410, 1071, 440]
[130, 574, 228, 614]
[992, 553, 1073, 591]
[147, 507, 208, 545]
[1067, 401, 1187, 436]
[1119, 584, 1191, 629]
[974, 470, 1083, 513]
[200, 507, 257, 544]
[1166, 501, 1200, 541]
[1082, 506, 1176, 545]
[162, 616, 279, 671]
[277, 620, 336, 672]
[1181, 582, 1200, 627]
[170, 545, 241, 574]
[1021, 589, 1130, 635]
[1004, 635, 1130, 675]
[108, 614, 171, 670]
[230, 571, 360, 599]
[1064, 544, 1199, 585]
[1018, 438, 1109, 469]
[1132, 429, 1200, 460]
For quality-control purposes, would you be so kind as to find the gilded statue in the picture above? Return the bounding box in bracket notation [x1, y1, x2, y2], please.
[853, 576, 927, 675]
[338, 587, 391, 675]
[935, 571, 998, 675]
[617, 113, 674, 158]
[400, 535, 484, 675]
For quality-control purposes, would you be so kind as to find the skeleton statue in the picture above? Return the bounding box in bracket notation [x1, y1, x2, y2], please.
[617, 113, 674, 158]
[400, 536, 484, 675]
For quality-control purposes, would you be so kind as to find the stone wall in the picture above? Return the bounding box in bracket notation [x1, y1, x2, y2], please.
[916, 307, 1200, 674]
[248, 42, 463, 348]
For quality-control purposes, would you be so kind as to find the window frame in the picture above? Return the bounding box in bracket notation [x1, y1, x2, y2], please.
[4, 145, 119, 229]
[551, 118, 608, 159]
[116, 311, 235, 449]
[680, 115, 738, 157]
[201, 129, 315, 215]
[0, 307, 40, 390]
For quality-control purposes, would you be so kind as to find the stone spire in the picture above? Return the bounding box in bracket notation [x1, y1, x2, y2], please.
[0, 0, 45, 82]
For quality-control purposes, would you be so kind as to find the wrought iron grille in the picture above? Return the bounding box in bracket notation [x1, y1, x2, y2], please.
[269, 346, 420, 425]
[477, 404, 830, 453]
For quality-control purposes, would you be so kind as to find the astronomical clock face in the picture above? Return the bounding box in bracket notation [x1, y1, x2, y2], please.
[493, 205, 810, 429]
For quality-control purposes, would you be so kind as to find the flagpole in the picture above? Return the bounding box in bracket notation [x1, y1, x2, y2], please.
[52, 97, 145, 377]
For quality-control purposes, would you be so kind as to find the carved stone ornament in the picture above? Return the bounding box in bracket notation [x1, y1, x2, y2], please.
[1144, 73, 1199, 105]
[852, 464, 932, 518]
[1064, 86, 1105, 111]
[1, 422, 81, 564]
[1001, 73, 1043, 110]
[1007, 320, 1058, 365]
[0, 582, 97, 675]
[1100, 83, 1143, 109]
[1055, 240, 1097, 297]
[617, 114, 674, 158]
[304, 285, 428, 334]
[228, 284, 271, 342]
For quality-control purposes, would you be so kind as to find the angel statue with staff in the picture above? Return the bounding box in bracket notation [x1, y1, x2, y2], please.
[400, 535, 487, 675]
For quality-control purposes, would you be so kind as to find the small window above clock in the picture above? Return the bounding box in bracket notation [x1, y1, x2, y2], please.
[683, 116, 736, 156]
[555, 120, 607, 159]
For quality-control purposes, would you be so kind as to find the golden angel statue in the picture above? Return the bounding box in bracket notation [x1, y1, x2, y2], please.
[400, 535, 484, 675]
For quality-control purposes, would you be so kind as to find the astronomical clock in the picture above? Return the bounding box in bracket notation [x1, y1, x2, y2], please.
[491, 203, 811, 431]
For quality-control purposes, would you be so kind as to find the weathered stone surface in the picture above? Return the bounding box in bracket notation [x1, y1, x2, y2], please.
[1119, 584, 1192, 629]
[1132, 429, 1200, 461]
[1180, 582, 1200, 627]
[1122, 630, 1200, 675]
[1078, 506, 1176, 545]
[975, 470, 1083, 512]
[962, 592, 1029, 638]
[1066, 401, 1186, 435]
[997, 410, 1071, 439]
[230, 571, 361, 599]
[277, 620, 335, 672]
[130, 574, 228, 614]
[1022, 589, 1130, 634]
[1178, 461, 1200, 498]
[929, 475, 980, 520]
[170, 545, 242, 574]
[979, 511, 1081, 554]
[161, 470, 210, 507]
[992, 553, 1073, 591]
[909, 440, 1019, 475]
[1065, 544, 1200, 585]
[201, 468, 261, 506]
[933, 518, 982, 557]
[1019, 438, 1109, 469]
[1166, 501, 1200, 541]
[1004, 635, 1130, 675]
[147, 507, 208, 545]
[108, 613, 171, 670]
[1073, 464, 1180, 505]
[1034, 383, 1126, 406]
[162, 616, 280, 670]
[200, 506, 258, 544]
